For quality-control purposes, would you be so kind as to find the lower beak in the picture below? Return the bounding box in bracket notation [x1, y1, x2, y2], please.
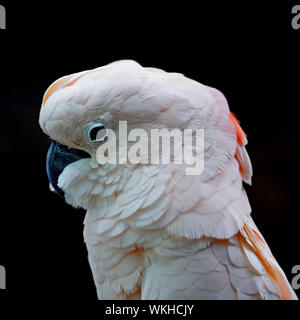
[46, 140, 90, 198]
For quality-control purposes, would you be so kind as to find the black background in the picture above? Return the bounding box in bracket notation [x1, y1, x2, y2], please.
[0, 1, 299, 303]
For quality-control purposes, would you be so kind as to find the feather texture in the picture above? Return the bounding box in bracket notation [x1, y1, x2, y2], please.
[39, 60, 297, 300]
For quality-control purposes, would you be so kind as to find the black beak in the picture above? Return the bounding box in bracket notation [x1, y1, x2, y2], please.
[46, 140, 90, 198]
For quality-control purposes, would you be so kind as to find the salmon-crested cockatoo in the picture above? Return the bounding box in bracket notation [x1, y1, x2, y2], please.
[39, 60, 297, 300]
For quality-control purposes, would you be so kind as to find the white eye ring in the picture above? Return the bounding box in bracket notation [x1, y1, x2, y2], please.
[84, 121, 109, 148]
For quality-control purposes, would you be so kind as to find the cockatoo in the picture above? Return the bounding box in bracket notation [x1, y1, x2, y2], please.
[39, 60, 297, 300]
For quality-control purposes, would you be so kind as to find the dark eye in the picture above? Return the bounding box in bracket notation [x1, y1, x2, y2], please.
[89, 125, 108, 141]
[84, 122, 109, 147]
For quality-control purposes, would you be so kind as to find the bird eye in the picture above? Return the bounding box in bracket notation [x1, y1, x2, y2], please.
[84, 122, 109, 148]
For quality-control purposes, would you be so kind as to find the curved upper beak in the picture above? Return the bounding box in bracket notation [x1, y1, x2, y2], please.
[46, 140, 90, 198]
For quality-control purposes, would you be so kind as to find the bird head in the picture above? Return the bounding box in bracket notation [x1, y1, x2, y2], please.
[39, 60, 241, 216]
[40, 60, 154, 197]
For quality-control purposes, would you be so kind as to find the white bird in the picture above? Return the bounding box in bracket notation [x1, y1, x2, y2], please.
[39, 60, 297, 300]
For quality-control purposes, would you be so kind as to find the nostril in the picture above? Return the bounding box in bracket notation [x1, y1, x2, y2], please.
[56, 141, 90, 159]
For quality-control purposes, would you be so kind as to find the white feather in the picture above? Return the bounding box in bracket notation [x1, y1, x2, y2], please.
[39, 60, 297, 300]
